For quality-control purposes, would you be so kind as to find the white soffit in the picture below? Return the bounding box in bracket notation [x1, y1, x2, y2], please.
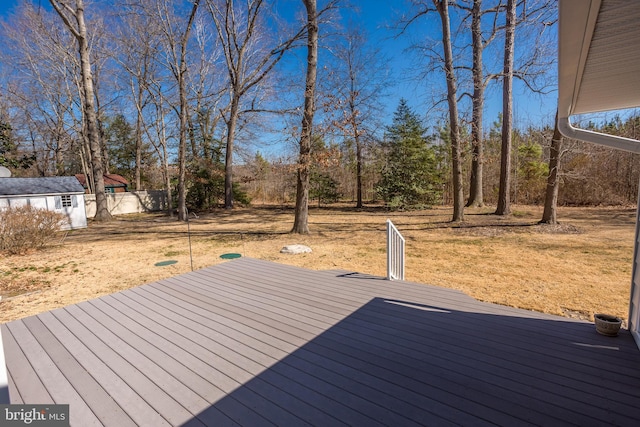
[558, 0, 640, 152]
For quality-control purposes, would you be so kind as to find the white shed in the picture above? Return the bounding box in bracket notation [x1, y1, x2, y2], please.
[0, 176, 87, 230]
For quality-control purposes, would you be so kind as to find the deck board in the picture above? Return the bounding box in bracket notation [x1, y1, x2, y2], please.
[3, 257, 640, 426]
[6, 370, 21, 404]
[2, 325, 53, 404]
[18, 317, 123, 427]
[318, 313, 632, 426]
[35, 310, 172, 427]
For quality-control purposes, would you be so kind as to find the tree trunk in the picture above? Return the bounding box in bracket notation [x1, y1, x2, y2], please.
[355, 130, 363, 208]
[541, 112, 562, 224]
[495, 0, 516, 216]
[49, 0, 111, 221]
[292, 0, 318, 234]
[79, 144, 92, 192]
[435, 0, 464, 222]
[177, 0, 199, 221]
[224, 93, 240, 209]
[163, 154, 172, 217]
[350, 75, 363, 209]
[94, 67, 109, 176]
[159, 110, 173, 217]
[351, 95, 363, 208]
[134, 84, 143, 191]
[177, 71, 188, 221]
[466, 0, 485, 208]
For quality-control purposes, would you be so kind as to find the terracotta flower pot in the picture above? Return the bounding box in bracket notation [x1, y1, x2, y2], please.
[594, 313, 622, 336]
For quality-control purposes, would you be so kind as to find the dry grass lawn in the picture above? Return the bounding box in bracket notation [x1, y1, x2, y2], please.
[0, 204, 636, 326]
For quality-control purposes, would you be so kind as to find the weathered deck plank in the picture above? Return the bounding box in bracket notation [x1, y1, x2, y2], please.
[3, 257, 640, 426]
[1, 325, 53, 404]
[18, 317, 124, 427]
[35, 310, 171, 427]
[5, 370, 21, 404]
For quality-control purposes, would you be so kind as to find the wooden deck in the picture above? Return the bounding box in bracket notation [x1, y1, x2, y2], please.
[2, 257, 640, 426]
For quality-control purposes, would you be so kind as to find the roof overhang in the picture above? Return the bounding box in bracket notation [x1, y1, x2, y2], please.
[558, 0, 640, 152]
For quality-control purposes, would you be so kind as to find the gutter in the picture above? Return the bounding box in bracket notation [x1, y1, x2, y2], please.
[558, 116, 640, 154]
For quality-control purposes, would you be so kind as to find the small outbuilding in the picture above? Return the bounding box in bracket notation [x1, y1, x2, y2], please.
[75, 173, 129, 193]
[0, 176, 87, 230]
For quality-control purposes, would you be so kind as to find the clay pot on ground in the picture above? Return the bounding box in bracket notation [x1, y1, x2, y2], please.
[594, 313, 622, 336]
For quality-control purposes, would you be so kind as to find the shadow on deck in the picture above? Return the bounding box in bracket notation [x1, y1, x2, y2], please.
[189, 296, 640, 426]
[2, 258, 640, 426]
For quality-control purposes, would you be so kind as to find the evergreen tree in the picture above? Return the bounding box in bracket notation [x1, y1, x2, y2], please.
[310, 170, 340, 207]
[105, 115, 153, 185]
[517, 141, 548, 204]
[0, 121, 35, 171]
[105, 115, 135, 172]
[376, 99, 443, 209]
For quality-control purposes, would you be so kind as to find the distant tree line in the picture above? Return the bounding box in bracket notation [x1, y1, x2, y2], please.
[236, 107, 640, 209]
[0, 0, 637, 232]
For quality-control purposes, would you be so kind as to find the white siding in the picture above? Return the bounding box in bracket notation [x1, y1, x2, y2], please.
[0, 195, 87, 230]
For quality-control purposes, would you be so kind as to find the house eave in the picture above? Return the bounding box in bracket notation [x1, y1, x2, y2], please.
[558, 0, 640, 150]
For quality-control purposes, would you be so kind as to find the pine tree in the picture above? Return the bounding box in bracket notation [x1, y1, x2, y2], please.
[105, 115, 154, 185]
[0, 121, 35, 171]
[376, 99, 443, 209]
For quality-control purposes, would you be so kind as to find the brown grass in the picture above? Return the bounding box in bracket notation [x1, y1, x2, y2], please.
[0, 204, 635, 325]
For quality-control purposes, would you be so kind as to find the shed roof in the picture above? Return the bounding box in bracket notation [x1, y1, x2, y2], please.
[0, 177, 85, 197]
[558, 0, 640, 151]
[75, 174, 128, 189]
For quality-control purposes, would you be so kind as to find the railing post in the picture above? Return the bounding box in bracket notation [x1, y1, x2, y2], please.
[386, 219, 405, 280]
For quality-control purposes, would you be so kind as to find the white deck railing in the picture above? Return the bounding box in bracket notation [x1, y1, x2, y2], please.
[386, 219, 405, 281]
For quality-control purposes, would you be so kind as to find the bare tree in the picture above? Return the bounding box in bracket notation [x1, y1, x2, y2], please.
[112, 0, 205, 217]
[435, 0, 465, 221]
[177, 1, 200, 220]
[324, 24, 388, 208]
[1, 4, 77, 177]
[459, 0, 502, 207]
[495, 0, 515, 216]
[540, 112, 562, 224]
[49, 0, 111, 221]
[205, 0, 307, 209]
[111, 3, 162, 191]
[111, 2, 175, 213]
[147, 86, 174, 216]
[149, 0, 200, 221]
[189, 16, 226, 161]
[403, 1, 465, 221]
[492, 0, 555, 214]
[292, 0, 319, 234]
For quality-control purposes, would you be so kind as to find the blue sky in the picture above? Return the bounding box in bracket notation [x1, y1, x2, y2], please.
[339, 0, 558, 132]
[0, 0, 559, 136]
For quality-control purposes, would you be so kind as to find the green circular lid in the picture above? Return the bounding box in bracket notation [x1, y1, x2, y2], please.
[155, 260, 178, 266]
[220, 253, 242, 260]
